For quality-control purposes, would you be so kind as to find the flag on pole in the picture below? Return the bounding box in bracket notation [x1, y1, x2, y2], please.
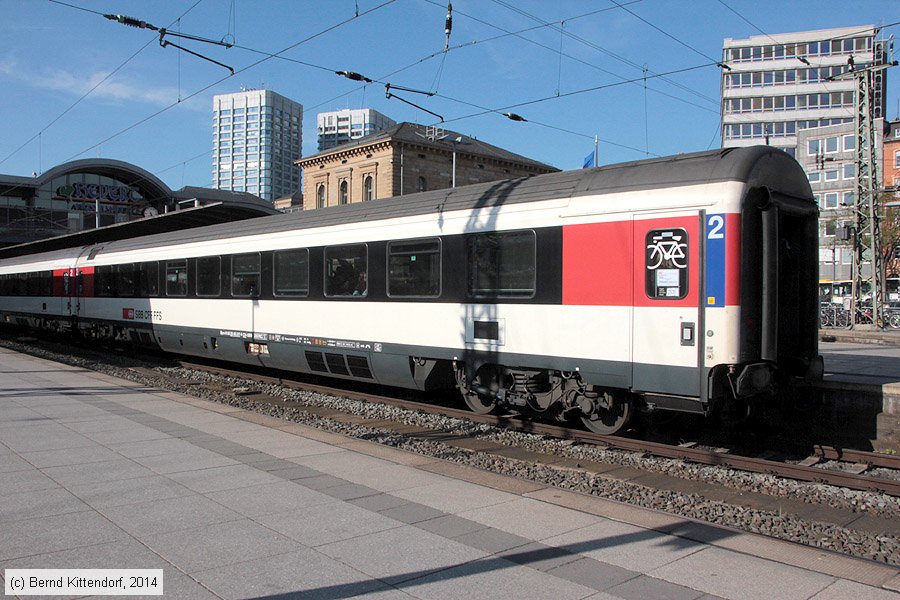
[582, 150, 595, 169]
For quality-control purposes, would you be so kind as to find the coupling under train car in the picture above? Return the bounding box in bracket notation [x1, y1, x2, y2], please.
[0, 147, 823, 434]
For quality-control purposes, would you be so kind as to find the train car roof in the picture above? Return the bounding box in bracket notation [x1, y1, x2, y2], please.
[0, 146, 810, 265]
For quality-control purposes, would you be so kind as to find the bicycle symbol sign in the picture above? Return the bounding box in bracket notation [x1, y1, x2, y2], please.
[646, 230, 688, 270]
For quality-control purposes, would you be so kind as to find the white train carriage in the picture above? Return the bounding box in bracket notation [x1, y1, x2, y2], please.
[0, 147, 823, 433]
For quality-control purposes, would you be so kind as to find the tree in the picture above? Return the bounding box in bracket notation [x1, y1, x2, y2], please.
[878, 191, 900, 302]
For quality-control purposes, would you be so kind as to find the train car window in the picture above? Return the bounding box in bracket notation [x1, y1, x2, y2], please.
[40, 271, 52, 296]
[25, 273, 35, 296]
[10, 273, 25, 296]
[645, 228, 689, 299]
[26, 272, 44, 296]
[273, 249, 309, 297]
[388, 239, 440, 297]
[467, 231, 535, 298]
[165, 260, 188, 297]
[96, 265, 116, 297]
[232, 253, 261, 297]
[115, 264, 136, 297]
[324, 244, 367, 297]
[137, 262, 159, 297]
[196, 256, 222, 297]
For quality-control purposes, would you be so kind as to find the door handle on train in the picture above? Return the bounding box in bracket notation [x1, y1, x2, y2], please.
[681, 322, 695, 346]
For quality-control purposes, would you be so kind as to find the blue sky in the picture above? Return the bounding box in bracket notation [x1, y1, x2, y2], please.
[1, 0, 898, 191]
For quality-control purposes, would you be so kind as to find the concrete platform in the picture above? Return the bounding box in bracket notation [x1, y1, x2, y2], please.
[818, 335, 900, 417]
[0, 347, 898, 600]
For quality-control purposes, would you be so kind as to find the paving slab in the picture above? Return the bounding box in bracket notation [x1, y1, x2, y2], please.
[98, 494, 244, 537]
[0, 487, 92, 524]
[141, 518, 302, 574]
[316, 525, 488, 583]
[399, 558, 597, 600]
[458, 496, 601, 541]
[18, 444, 123, 468]
[66, 474, 195, 509]
[810, 578, 900, 600]
[0, 468, 61, 496]
[649, 546, 837, 600]
[204, 479, 333, 516]
[166, 462, 285, 493]
[191, 548, 391, 600]
[543, 518, 706, 572]
[254, 501, 403, 547]
[0, 510, 130, 561]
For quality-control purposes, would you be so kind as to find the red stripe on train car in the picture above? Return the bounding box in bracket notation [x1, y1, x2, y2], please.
[562, 221, 634, 306]
[52, 269, 68, 297]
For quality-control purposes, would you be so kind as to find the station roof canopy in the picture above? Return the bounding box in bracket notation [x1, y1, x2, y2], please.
[0, 201, 277, 260]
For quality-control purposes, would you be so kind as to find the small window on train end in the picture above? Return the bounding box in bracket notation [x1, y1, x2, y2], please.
[196, 256, 222, 297]
[467, 230, 536, 299]
[165, 260, 188, 297]
[232, 253, 261, 297]
[388, 238, 441, 298]
[273, 249, 309, 297]
[645, 228, 689, 300]
[324, 244, 367, 298]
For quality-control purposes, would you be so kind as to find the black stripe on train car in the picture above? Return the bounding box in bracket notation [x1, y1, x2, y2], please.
[50, 227, 564, 306]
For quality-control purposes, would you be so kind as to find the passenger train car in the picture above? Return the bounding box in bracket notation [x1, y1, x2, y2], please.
[0, 147, 823, 434]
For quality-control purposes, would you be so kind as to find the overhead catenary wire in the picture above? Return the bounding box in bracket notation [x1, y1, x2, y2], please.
[1, 0, 397, 203]
[280, 1, 650, 114]
[59, 0, 399, 165]
[489, 0, 719, 106]
[305, 0, 718, 124]
[223, 3, 721, 158]
[609, 0, 730, 69]
[435, 62, 717, 125]
[0, 0, 205, 169]
[422, 0, 719, 114]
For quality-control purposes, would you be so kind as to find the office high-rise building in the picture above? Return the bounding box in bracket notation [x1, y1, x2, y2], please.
[212, 89, 303, 202]
[721, 26, 886, 156]
[316, 108, 396, 151]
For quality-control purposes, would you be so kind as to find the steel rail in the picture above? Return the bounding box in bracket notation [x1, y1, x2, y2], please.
[177, 360, 900, 497]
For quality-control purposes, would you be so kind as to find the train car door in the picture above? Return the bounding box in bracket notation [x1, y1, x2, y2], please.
[52, 268, 72, 317]
[69, 247, 96, 323]
[73, 266, 94, 319]
[631, 212, 701, 397]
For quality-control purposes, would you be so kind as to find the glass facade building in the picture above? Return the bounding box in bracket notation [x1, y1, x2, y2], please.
[212, 89, 303, 202]
[721, 25, 886, 156]
[316, 109, 396, 152]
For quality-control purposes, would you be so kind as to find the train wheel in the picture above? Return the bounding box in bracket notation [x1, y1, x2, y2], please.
[462, 390, 497, 414]
[457, 365, 501, 415]
[579, 391, 632, 435]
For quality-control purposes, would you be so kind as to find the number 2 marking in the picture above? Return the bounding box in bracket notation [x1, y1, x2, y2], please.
[707, 215, 724, 240]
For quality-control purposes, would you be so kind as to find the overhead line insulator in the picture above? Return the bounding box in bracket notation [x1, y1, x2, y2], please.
[104, 14, 158, 31]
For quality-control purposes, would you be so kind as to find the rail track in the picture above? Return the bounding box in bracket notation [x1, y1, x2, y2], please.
[172, 359, 900, 497]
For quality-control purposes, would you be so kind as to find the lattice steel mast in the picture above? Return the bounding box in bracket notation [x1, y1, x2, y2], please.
[830, 33, 896, 328]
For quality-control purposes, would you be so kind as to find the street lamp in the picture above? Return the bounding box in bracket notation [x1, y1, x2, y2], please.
[450, 136, 470, 188]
